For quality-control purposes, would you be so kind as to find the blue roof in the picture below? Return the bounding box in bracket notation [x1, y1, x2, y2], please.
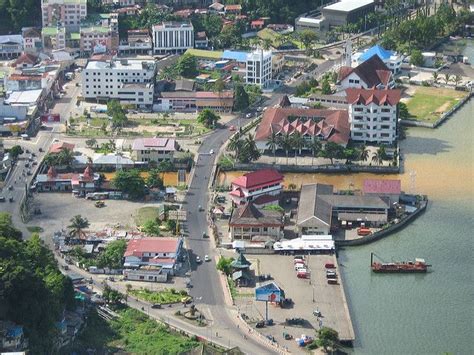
[222, 50, 248, 63]
[360, 45, 394, 62]
[7, 326, 23, 338]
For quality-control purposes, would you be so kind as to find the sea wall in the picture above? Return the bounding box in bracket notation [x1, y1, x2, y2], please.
[336, 200, 428, 247]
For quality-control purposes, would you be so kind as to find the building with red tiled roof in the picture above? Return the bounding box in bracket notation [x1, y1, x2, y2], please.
[34, 165, 100, 196]
[49, 142, 75, 154]
[13, 52, 39, 68]
[251, 19, 265, 30]
[123, 237, 183, 271]
[337, 55, 393, 90]
[224, 4, 242, 14]
[230, 169, 284, 205]
[254, 107, 350, 153]
[346, 88, 401, 145]
[363, 179, 401, 205]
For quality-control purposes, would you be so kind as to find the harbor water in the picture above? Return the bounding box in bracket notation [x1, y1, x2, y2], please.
[341, 96, 473, 354]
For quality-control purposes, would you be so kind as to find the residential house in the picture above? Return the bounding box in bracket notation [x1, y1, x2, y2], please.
[123, 237, 184, 274]
[352, 44, 403, 74]
[251, 19, 265, 30]
[229, 202, 284, 241]
[295, 16, 327, 33]
[152, 21, 194, 54]
[208, 2, 225, 13]
[0, 321, 28, 351]
[13, 53, 40, 69]
[254, 107, 350, 152]
[22, 27, 43, 53]
[229, 169, 284, 205]
[337, 55, 394, 90]
[346, 88, 401, 144]
[296, 183, 390, 235]
[131, 137, 177, 163]
[363, 178, 401, 206]
[114, 5, 140, 16]
[224, 4, 242, 15]
[194, 31, 209, 49]
[0, 35, 24, 59]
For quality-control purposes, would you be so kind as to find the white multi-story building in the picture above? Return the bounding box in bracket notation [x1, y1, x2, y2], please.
[152, 22, 194, 54]
[82, 58, 156, 107]
[246, 49, 272, 88]
[41, 0, 87, 30]
[346, 88, 401, 145]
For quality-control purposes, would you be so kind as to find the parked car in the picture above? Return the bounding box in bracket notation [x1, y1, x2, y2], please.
[204, 255, 210, 262]
[255, 321, 265, 328]
[327, 279, 338, 285]
[286, 317, 305, 326]
[293, 258, 305, 265]
[357, 227, 372, 236]
[294, 263, 306, 271]
[196, 256, 202, 264]
[245, 113, 252, 118]
[0, 196, 5, 202]
[325, 262, 336, 269]
[151, 303, 162, 309]
[38, 147, 43, 152]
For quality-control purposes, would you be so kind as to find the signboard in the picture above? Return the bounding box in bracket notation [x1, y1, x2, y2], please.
[41, 113, 60, 122]
[93, 40, 107, 54]
[168, 210, 187, 221]
[255, 282, 281, 303]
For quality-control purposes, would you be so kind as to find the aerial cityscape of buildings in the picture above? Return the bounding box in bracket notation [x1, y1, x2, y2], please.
[0, 0, 472, 353]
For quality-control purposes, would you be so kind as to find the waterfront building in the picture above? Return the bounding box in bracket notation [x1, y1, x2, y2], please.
[345, 88, 401, 145]
[254, 107, 350, 152]
[152, 21, 194, 54]
[296, 183, 390, 235]
[246, 49, 272, 88]
[337, 55, 394, 90]
[229, 169, 284, 205]
[229, 202, 284, 241]
[363, 179, 401, 206]
[41, 0, 87, 30]
[131, 137, 177, 163]
[81, 58, 156, 107]
[352, 44, 403, 74]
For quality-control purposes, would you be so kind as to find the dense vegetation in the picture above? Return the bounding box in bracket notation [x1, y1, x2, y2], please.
[0, 0, 40, 32]
[0, 213, 75, 352]
[68, 307, 199, 353]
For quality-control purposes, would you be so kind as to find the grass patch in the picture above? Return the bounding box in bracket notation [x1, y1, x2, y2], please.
[134, 207, 161, 226]
[27, 226, 44, 233]
[68, 308, 198, 353]
[129, 288, 189, 304]
[405, 87, 467, 123]
[227, 276, 237, 300]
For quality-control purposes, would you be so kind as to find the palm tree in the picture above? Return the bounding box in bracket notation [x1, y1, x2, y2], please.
[278, 133, 293, 165]
[443, 73, 451, 85]
[308, 138, 322, 166]
[290, 132, 305, 165]
[266, 132, 279, 164]
[228, 134, 243, 158]
[452, 74, 462, 87]
[358, 145, 369, 162]
[57, 148, 75, 167]
[68, 215, 90, 239]
[432, 72, 439, 84]
[371, 146, 386, 166]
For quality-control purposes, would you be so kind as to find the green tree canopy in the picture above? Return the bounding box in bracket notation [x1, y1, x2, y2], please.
[9, 145, 23, 160]
[0, 213, 23, 241]
[316, 326, 339, 352]
[410, 49, 424, 66]
[146, 170, 164, 189]
[216, 256, 234, 276]
[141, 219, 161, 236]
[176, 54, 198, 78]
[321, 78, 332, 95]
[97, 240, 127, 269]
[113, 169, 146, 199]
[107, 100, 128, 129]
[197, 109, 220, 128]
[322, 142, 345, 164]
[68, 215, 90, 239]
[233, 84, 249, 111]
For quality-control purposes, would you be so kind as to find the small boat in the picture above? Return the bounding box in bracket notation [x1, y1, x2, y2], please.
[371, 253, 431, 273]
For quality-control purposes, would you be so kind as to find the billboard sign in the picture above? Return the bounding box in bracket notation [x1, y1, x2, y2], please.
[41, 113, 60, 122]
[255, 282, 281, 303]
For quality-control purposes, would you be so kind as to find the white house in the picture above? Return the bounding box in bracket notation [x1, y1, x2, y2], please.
[152, 21, 194, 54]
[337, 55, 394, 90]
[345, 88, 401, 145]
[246, 49, 272, 88]
[82, 58, 155, 107]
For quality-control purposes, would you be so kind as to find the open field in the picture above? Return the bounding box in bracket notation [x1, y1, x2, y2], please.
[405, 86, 467, 123]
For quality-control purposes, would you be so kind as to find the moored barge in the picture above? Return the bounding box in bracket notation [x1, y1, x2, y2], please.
[371, 253, 431, 273]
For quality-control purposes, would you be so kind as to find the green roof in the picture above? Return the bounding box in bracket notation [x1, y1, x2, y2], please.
[42, 27, 58, 36]
[70, 32, 81, 40]
[231, 252, 251, 269]
[185, 48, 223, 60]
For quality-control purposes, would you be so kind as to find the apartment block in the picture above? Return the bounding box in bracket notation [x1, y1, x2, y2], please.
[246, 49, 272, 88]
[41, 0, 87, 30]
[152, 22, 194, 54]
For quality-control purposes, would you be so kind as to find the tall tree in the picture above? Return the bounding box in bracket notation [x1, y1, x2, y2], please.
[113, 169, 146, 199]
[68, 215, 90, 239]
[197, 109, 220, 128]
[8, 145, 23, 160]
[234, 84, 250, 111]
[176, 54, 198, 78]
[322, 142, 344, 164]
[278, 133, 293, 165]
[358, 145, 370, 162]
[290, 132, 305, 166]
[266, 132, 279, 164]
[308, 138, 322, 166]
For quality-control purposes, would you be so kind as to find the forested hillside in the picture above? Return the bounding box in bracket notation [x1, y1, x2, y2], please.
[0, 213, 75, 352]
[0, 0, 41, 32]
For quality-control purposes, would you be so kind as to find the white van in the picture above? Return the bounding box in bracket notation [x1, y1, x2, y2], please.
[294, 263, 306, 271]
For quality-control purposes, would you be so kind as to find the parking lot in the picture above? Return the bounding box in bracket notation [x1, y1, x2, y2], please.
[235, 254, 354, 352]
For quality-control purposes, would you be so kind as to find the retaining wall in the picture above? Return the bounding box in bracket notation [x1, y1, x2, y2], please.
[336, 200, 428, 247]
